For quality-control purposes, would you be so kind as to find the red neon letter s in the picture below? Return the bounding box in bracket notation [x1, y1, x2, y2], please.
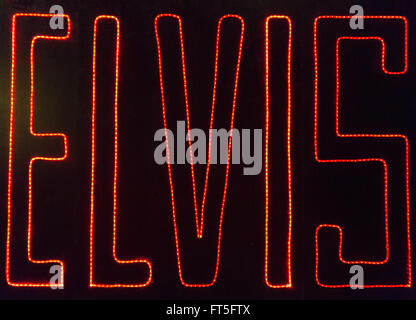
[264, 15, 293, 288]
[155, 14, 244, 287]
[6, 13, 71, 287]
[314, 16, 411, 287]
[89, 16, 152, 288]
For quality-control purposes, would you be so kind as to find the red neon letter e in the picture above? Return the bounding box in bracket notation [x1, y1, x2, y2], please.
[6, 13, 71, 287]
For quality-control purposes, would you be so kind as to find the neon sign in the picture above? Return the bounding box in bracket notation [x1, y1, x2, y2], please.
[1, 6, 414, 297]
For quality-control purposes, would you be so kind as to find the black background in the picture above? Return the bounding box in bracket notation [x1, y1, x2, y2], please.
[0, 0, 415, 300]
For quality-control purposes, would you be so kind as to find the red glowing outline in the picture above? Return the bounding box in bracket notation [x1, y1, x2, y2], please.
[89, 15, 152, 288]
[264, 15, 293, 289]
[313, 16, 411, 288]
[6, 13, 71, 287]
[155, 14, 244, 287]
